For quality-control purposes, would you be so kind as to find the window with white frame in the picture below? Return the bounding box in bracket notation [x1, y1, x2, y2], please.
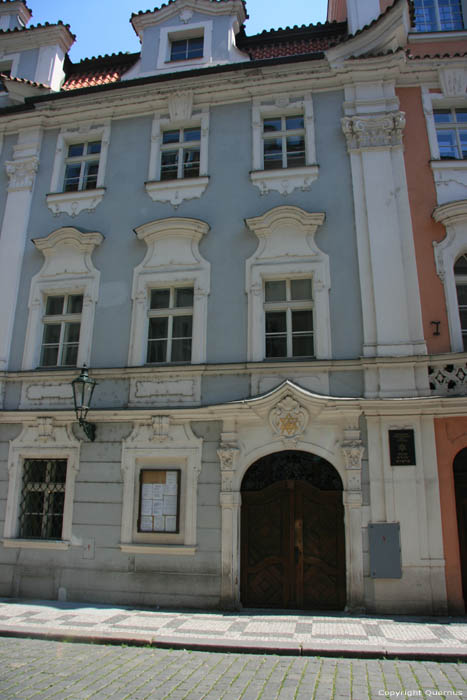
[3, 421, 80, 550]
[455, 254, 467, 350]
[22, 228, 103, 371]
[170, 36, 203, 62]
[250, 96, 319, 196]
[18, 459, 67, 539]
[433, 108, 467, 159]
[40, 293, 83, 367]
[62, 141, 101, 192]
[46, 122, 110, 217]
[262, 115, 306, 170]
[264, 279, 314, 359]
[147, 286, 193, 363]
[413, 0, 464, 31]
[160, 128, 200, 180]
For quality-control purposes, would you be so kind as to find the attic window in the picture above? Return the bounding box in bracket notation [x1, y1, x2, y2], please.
[170, 36, 204, 61]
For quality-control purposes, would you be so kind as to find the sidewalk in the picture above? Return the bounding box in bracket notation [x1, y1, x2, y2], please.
[0, 598, 465, 660]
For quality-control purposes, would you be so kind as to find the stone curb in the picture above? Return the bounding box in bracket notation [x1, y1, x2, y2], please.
[0, 626, 466, 662]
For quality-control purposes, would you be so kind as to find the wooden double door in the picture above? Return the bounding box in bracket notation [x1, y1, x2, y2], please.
[241, 479, 346, 610]
[454, 450, 467, 608]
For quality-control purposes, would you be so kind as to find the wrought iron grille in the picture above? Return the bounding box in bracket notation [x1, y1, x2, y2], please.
[19, 459, 67, 539]
[241, 450, 343, 492]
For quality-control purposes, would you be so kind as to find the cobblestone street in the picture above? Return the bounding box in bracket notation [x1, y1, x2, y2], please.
[0, 637, 465, 699]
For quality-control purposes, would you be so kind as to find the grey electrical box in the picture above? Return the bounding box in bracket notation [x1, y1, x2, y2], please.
[368, 523, 402, 578]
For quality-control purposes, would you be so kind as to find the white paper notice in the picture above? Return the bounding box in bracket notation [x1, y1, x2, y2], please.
[165, 481, 177, 496]
[141, 484, 153, 500]
[153, 484, 164, 498]
[141, 499, 153, 516]
[153, 499, 163, 516]
[154, 516, 165, 531]
[140, 516, 153, 532]
[165, 516, 177, 532]
[166, 472, 177, 485]
[163, 495, 177, 515]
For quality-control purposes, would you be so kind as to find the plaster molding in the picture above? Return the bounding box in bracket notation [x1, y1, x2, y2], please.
[168, 91, 193, 122]
[128, 217, 210, 367]
[46, 188, 106, 217]
[3, 419, 80, 542]
[245, 206, 330, 361]
[22, 227, 103, 371]
[6, 156, 38, 192]
[438, 66, 467, 98]
[341, 112, 405, 151]
[145, 177, 209, 207]
[250, 165, 319, 196]
[269, 394, 309, 445]
[120, 420, 203, 548]
[131, 0, 246, 34]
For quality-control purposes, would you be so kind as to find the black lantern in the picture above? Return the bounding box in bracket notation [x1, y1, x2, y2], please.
[71, 365, 97, 441]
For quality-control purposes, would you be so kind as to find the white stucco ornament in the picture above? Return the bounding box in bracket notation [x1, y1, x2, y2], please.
[269, 395, 309, 442]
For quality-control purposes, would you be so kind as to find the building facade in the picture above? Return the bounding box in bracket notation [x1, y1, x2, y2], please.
[0, 0, 465, 614]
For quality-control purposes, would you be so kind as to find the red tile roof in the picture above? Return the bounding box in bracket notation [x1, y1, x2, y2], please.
[62, 53, 139, 91]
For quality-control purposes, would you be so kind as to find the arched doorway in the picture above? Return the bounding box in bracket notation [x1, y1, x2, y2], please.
[453, 448, 467, 608]
[240, 450, 346, 610]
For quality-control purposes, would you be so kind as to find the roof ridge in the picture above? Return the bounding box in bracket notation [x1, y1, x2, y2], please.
[0, 19, 75, 39]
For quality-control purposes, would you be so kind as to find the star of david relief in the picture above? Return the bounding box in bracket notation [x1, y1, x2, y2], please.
[269, 395, 309, 443]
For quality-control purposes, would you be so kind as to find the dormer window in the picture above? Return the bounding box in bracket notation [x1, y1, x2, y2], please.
[170, 37, 203, 62]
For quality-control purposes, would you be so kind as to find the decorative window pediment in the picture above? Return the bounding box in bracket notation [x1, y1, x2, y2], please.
[245, 206, 330, 362]
[128, 217, 210, 367]
[22, 227, 103, 370]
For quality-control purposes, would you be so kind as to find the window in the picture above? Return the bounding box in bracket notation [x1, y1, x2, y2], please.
[63, 141, 101, 192]
[138, 469, 180, 533]
[434, 108, 467, 159]
[40, 293, 83, 367]
[170, 37, 203, 61]
[22, 228, 102, 372]
[147, 286, 193, 363]
[19, 459, 67, 539]
[264, 279, 314, 358]
[413, 0, 464, 31]
[455, 254, 467, 350]
[250, 96, 318, 196]
[46, 122, 110, 217]
[160, 128, 200, 180]
[263, 115, 306, 170]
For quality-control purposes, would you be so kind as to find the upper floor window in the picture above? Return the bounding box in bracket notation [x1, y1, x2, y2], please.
[147, 286, 193, 364]
[455, 254, 467, 350]
[170, 37, 203, 62]
[40, 294, 83, 367]
[161, 128, 200, 180]
[19, 459, 67, 540]
[264, 279, 314, 359]
[263, 115, 306, 170]
[63, 141, 101, 192]
[414, 0, 464, 31]
[434, 108, 467, 159]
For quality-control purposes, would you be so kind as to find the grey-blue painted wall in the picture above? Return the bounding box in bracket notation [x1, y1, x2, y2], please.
[17, 49, 39, 83]
[8, 89, 363, 397]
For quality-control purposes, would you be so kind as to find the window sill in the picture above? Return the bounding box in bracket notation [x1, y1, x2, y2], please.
[2, 538, 70, 550]
[119, 543, 197, 555]
[250, 165, 319, 196]
[145, 177, 209, 207]
[431, 159, 467, 169]
[46, 188, 106, 217]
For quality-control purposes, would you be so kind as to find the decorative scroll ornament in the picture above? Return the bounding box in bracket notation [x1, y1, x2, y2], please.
[150, 415, 171, 442]
[217, 447, 239, 492]
[179, 9, 194, 23]
[438, 67, 467, 98]
[269, 395, 308, 442]
[6, 156, 39, 192]
[341, 440, 365, 470]
[341, 112, 405, 151]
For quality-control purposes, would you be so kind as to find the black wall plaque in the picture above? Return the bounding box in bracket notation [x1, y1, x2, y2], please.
[389, 429, 416, 466]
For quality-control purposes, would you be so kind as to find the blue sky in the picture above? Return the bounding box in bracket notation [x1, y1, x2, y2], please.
[29, 0, 329, 62]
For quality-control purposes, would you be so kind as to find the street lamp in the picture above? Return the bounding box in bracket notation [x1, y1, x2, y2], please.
[71, 365, 97, 441]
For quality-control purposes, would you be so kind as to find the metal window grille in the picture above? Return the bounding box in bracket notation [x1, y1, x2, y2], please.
[19, 459, 67, 539]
